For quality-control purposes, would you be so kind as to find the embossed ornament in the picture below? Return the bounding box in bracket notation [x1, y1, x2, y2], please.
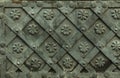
[111, 40, 120, 52]
[61, 24, 71, 36]
[78, 42, 89, 53]
[25, 57, 42, 71]
[62, 57, 74, 69]
[45, 42, 57, 53]
[12, 42, 24, 54]
[27, 23, 39, 35]
[111, 9, 120, 20]
[95, 56, 106, 67]
[78, 10, 89, 21]
[94, 23, 106, 35]
[10, 9, 21, 20]
[43, 10, 54, 20]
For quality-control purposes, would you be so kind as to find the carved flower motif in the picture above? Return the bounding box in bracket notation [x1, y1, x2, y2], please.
[78, 10, 89, 21]
[45, 42, 57, 53]
[94, 23, 106, 35]
[111, 9, 120, 20]
[61, 24, 71, 36]
[111, 40, 120, 52]
[113, 51, 120, 60]
[12, 42, 24, 54]
[95, 56, 106, 67]
[43, 10, 54, 20]
[62, 57, 74, 69]
[25, 57, 42, 71]
[27, 23, 39, 35]
[78, 42, 89, 53]
[10, 9, 21, 20]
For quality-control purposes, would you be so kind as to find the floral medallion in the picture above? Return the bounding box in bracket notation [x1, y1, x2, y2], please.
[12, 42, 24, 54]
[113, 51, 120, 60]
[111, 40, 120, 52]
[111, 9, 120, 20]
[111, 40, 120, 61]
[97, 41, 105, 48]
[62, 57, 74, 69]
[27, 23, 39, 35]
[10, 9, 21, 20]
[78, 42, 89, 54]
[43, 10, 54, 20]
[95, 56, 106, 68]
[25, 57, 42, 71]
[45, 42, 57, 53]
[94, 23, 106, 35]
[77, 10, 89, 21]
[61, 24, 72, 36]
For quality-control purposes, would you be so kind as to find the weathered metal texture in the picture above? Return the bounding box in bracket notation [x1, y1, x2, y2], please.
[0, 1, 120, 78]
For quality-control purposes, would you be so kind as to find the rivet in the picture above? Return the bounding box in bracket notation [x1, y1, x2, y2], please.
[17, 61, 20, 65]
[81, 27, 86, 31]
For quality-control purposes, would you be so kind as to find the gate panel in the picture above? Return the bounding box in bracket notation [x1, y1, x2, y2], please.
[0, 1, 120, 78]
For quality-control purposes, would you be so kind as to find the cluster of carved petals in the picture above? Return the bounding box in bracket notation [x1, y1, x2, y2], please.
[27, 23, 39, 35]
[61, 24, 72, 36]
[10, 9, 21, 20]
[113, 51, 120, 60]
[78, 42, 89, 53]
[95, 56, 106, 67]
[45, 42, 57, 53]
[25, 57, 42, 71]
[111, 9, 120, 20]
[78, 10, 89, 21]
[111, 40, 120, 52]
[43, 10, 54, 20]
[62, 57, 74, 69]
[12, 42, 24, 54]
[94, 23, 106, 35]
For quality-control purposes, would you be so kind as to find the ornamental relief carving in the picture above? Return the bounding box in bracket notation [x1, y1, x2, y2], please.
[1, 1, 120, 78]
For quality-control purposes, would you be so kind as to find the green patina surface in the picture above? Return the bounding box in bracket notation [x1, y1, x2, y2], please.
[0, 1, 120, 78]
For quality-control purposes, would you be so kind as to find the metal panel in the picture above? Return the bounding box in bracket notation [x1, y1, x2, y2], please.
[0, 1, 120, 78]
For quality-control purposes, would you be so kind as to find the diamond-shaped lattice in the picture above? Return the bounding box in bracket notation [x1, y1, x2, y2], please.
[90, 53, 111, 72]
[71, 36, 94, 58]
[39, 9, 63, 29]
[5, 8, 30, 28]
[55, 19, 82, 47]
[3, 1, 120, 77]
[22, 19, 48, 47]
[23, 20, 43, 36]
[85, 19, 114, 46]
[103, 37, 120, 67]
[24, 53, 45, 71]
[39, 37, 61, 58]
[77, 9, 93, 23]
[7, 37, 33, 67]
[58, 54, 77, 72]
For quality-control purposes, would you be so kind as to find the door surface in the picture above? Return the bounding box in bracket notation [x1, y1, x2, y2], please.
[0, 1, 120, 78]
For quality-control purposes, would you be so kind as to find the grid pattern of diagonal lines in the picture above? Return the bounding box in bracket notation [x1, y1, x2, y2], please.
[0, 1, 120, 78]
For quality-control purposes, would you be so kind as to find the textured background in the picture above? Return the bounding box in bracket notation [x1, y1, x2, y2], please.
[0, 0, 10, 2]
